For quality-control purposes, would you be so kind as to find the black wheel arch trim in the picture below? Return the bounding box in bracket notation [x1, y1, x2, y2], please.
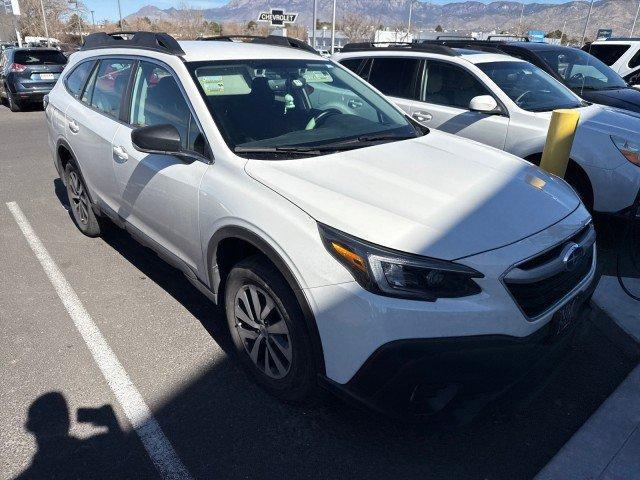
[55, 138, 99, 209]
[207, 225, 326, 375]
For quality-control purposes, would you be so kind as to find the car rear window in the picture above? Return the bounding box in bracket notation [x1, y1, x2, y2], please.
[14, 50, 67, 65]
[584, 44, 630, 66]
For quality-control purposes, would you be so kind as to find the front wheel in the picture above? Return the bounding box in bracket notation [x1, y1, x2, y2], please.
[224, 255, 315, 402]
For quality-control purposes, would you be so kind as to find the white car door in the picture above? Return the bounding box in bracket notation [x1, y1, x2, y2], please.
[110, 60, 210, 272]
[394, 59, 509, 150]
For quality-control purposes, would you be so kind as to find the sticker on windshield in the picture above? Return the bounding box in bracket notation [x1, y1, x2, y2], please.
[303, 70, 333, 83]
[199, 75, 225, 95]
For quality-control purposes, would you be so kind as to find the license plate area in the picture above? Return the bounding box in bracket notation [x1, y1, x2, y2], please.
[39, 73, 54, 80]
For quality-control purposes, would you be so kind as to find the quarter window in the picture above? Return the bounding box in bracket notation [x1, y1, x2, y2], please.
[585, 44, 630, 66]
[87, 59, 133, 119]
[130, 61, 205, 155]
[422, 61, 490, 109]
[629, 49, 640, 69]
[367, 57, 421, 100]
[65, 61, 95, 99]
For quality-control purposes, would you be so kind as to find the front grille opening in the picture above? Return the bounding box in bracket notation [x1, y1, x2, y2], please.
[505, 246, 593, 318]
[518, 224, 591, 271]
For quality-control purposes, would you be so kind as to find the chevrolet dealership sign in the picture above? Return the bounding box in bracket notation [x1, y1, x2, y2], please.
[258, 9, 298, 27]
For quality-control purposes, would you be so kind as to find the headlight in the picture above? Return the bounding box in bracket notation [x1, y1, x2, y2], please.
[612, 136, 640, 166]
[319, 224, 483, 301]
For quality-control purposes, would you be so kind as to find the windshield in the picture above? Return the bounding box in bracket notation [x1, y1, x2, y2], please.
[538, 48, 627, 91]
[477, 61, 583, 112]
[14, 50, 67, 65]
[187, 59, 418, 158]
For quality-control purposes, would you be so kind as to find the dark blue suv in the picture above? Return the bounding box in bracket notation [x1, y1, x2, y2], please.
[0, 48, 67, 112]
[422, 39, 640, 114]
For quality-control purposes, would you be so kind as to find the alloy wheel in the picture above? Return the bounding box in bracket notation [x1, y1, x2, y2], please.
[68, 170, 90, 225]
[234, 284, 292, 379]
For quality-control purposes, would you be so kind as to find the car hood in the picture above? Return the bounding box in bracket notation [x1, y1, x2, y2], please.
[579, 87, 640, 113]
[245, 131, 580, 260]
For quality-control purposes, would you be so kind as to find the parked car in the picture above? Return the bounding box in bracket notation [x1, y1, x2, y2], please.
[584, 38, 640, 87]
[0, 47, 67, 111]
[46, 32, 597, 419]
[421, 39, 640, 114]
[334, 43, 640, 215]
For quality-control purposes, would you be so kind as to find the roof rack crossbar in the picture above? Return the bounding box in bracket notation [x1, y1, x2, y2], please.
[197, 35, 317, 54]
[420, 40, 506, 54]
[435, 35, 475, 40]
[341, 42, 459, 56]
[81, 31, 185, 56]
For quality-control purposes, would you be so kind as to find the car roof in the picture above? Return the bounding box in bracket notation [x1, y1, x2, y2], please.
[500, 41, 567, 52]
[178, 41, 322, 62]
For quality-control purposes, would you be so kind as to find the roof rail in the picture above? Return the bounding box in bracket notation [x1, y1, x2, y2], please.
[197, 35, 317, 54]
[341, 42, 459, 56]
[487, 35, 529, 42]
[435, 35, 475, 40]
[420, 39, 505, 54]
[81, 31, 185, 56]
[605, 37, 640, 41]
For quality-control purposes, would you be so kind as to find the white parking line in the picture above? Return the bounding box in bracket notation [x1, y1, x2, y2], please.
[6, 201, 193, 480]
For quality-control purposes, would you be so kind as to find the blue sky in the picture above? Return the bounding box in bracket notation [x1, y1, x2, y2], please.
[83, 0, 578, 23]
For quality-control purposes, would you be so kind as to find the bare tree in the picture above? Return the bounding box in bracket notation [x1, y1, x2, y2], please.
[340, 13, 375, 42]
[17, 0, 70, 39]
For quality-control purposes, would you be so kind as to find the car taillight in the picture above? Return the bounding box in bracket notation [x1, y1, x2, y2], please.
[10, 63, 27, 73]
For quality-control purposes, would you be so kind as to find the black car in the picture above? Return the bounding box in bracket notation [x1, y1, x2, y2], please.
[0, 48, 67, 112]
[422, 38, 640, 114]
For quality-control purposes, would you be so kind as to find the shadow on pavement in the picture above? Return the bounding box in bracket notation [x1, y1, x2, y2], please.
[13, 392, 157, 480]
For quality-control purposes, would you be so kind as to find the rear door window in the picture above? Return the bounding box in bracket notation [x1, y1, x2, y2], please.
[65, 61, 95, 99]
[87, 59, 133, 119]
[14, 50, 67, 65]
[629, 49, 640, 69]
[367, 57, 422, 100]
[585, 44, 630, 66]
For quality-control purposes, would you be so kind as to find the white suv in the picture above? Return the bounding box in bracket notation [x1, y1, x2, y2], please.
[334, 43, 640, 215]
[46, 32, 596, 418]
[585, 38, 640, 87]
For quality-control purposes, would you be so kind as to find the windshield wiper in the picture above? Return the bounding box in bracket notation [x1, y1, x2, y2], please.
[234, 146, 326, 155]
[356, 133, 418, 142]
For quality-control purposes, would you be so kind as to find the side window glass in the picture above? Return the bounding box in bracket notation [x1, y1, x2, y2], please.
[367, 57, 421, 100]
[130, 61, 205, 154]
[65, 61, 95, 99]
[423, 61, 491, 109]
[629, 49, 640, 69]
[340, 58, 365, 75]
[89, 59, 133, 118]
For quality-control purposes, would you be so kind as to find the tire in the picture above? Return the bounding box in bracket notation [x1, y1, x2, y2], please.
[64, 162, 102, 237]
[224, 255, 315, 402]
[7, 90, 21, 112]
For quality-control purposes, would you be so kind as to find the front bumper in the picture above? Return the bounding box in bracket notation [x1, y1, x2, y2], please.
[319, 288, 594, 423]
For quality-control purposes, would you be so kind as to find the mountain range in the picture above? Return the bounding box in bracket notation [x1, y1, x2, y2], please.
[127, 1, 638, 39]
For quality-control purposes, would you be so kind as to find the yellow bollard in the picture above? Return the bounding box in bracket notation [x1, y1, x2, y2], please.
[539, 109, 581, 178]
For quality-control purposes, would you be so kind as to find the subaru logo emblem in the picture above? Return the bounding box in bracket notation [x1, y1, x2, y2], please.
[561, 243, 584, 272]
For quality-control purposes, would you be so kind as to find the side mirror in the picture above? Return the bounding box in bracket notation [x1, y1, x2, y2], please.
[469, 95, 501, 115]
[131, 124, 183, 155]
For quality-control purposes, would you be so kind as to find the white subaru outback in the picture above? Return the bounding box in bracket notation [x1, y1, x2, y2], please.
[46, 32, 597, 419]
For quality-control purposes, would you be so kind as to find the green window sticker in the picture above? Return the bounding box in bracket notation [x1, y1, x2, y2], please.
[199, 75, 225, 95]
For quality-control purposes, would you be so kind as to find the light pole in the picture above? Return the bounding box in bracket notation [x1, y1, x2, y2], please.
[117, 0, 123, 30]
[39, 0, 50, 46]
[518, 2, 525, 36]
[560, 19, 567, 45]
[312, 0, 317, 50]
[407, 1, 413, 36]
[91, 10, 95, 27]
[632, 0, 640, 37]
[330, 0, 336, 54]
[581, 0, 595, 47]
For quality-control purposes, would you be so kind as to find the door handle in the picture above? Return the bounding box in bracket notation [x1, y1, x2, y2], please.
[113, 145, 129, 162]
[412, 111, 433, 123]
[68, 120, 80, 133]
[348, 99, 363, 109]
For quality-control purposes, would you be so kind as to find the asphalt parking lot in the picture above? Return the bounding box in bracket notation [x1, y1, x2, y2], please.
[1, 104, 637, 480]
